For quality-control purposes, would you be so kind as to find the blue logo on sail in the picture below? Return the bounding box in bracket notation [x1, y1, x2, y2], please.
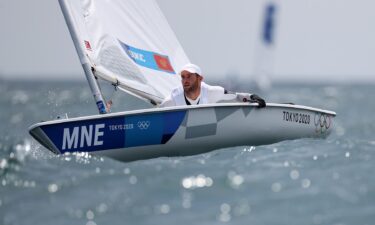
[119, 40, 175, 74]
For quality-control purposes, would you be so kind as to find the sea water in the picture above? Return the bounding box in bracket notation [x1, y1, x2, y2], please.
[0, 80, 374, 225]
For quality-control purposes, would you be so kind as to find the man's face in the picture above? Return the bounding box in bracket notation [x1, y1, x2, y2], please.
[181, 70, 202, 93]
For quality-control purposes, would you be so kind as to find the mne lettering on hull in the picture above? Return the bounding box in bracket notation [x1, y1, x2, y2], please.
[62, 124, 105, 150]
[42, 117, 126, 153]
[40, 111, 186, 154]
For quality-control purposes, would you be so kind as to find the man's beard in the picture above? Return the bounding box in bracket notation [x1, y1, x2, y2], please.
[183, 81, 199, 94]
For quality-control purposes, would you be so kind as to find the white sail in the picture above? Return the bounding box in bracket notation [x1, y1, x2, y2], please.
[62, 0, 189, 104]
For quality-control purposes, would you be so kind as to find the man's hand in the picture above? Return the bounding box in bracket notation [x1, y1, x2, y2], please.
[106, 100, 113, 112]
[250, 94, 266, 108]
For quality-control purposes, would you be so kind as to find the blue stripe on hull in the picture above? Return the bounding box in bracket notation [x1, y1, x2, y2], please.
[41, 111, 186, 154]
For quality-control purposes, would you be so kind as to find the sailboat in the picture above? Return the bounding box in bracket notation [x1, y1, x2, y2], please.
[29, 0, 336, 162]
[253, 1, 278, 91]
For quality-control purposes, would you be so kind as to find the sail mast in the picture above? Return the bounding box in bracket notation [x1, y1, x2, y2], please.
[58, 0, 108, 114]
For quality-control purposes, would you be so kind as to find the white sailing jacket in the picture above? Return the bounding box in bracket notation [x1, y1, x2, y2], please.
[159, 82, 251, 107]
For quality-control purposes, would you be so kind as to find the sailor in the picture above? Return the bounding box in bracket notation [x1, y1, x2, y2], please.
[160, 63, 266, 108]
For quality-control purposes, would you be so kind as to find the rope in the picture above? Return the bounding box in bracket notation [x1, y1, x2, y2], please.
[106, 81, 119, 111]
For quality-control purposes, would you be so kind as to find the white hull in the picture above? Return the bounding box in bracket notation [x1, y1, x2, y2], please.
[29, 103, 336, 162]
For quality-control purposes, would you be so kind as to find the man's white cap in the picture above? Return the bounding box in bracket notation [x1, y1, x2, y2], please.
[180, 63, 202, 76]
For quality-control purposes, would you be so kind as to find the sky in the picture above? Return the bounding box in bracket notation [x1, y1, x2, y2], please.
[0, 0, 374, 83]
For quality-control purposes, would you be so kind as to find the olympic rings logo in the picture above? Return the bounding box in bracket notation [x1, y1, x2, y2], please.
[137, 121, 150, 130]
[314, 113, 331, 134]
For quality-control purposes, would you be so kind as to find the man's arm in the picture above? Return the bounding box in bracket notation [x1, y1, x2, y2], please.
[211, 87, 266, 108]
[216, 88, 266, 108]
[159, 95, 175, 108]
